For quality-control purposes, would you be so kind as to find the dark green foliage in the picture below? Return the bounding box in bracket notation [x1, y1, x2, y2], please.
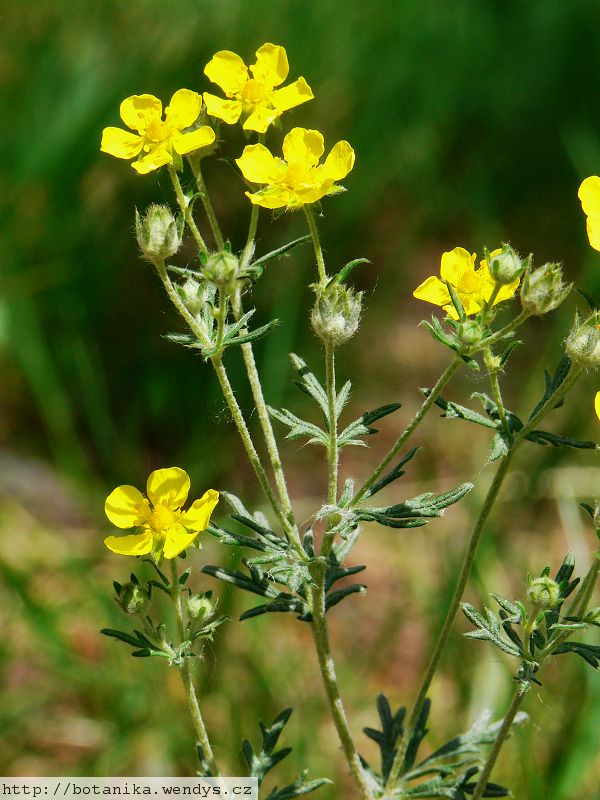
[355, 482, 473, 529]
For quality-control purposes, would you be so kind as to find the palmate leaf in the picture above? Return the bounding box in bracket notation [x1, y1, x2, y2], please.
[461, 604, 523, 657]
[356, 482, 473, 529]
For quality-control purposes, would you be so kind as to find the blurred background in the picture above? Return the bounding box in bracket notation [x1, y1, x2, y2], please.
[2, 0, 600, 796]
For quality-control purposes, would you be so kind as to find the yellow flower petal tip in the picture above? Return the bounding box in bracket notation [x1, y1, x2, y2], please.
[203, 43, 313, 133]
[100, 90, 215, 173]
[595, 391, 600, 421]
[104, 468, 219, 559]
[579, 176, 600, 252]
[413, 245, 519, 318]
[236, 127, 355, 210]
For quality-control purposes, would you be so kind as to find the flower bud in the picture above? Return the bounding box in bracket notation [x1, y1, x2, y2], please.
[311, 283, 363, 347]
[565, 314, 600, 368]
[488, 245, 525, 285]
[135, 204, 181, 262]
[117, 582, 150, 615]
[186, 592, 214, 621]
[527, 576, 561, 609]
[520, 262, 571, 316]
[202, 250, 239, 289]
[457, 319, 484, 351]
[180, 277, 204, 316]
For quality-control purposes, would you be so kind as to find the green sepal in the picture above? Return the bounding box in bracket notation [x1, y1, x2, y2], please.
[327, 257, 370, 287]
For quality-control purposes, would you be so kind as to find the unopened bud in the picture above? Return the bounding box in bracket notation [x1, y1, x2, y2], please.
[565, 314, 600, 367]
[186, 593, 214, 620]
[488, 245, 525, 285]
[118, 582, 149, 615]
[457, 319, 484, 351]
[520, 262, 571, 316]
[202, 250, 239, 289]
[311, 283, 363, 347]
[527, 576, 561, 609]
[180, 277, 204, 315]
[135, 204, 181, 261]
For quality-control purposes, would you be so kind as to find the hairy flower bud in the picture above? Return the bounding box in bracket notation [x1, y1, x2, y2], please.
[186, 592, 214, 621]
[202, 250, 239, 289]
[565, 314, 600, 368]
[520, 262, 571, 316]
[311, 283, 362, 347]
[135, 204, 181, 261]
[488, 245, 525, 285]
[180, 277, 204, 316]
[527, 576, 561, 609]
[457, 319, 484, 351]
[117, 582, 149, 615]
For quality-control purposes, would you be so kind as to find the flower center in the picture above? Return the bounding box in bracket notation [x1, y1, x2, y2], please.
[145, 118, 173, 144]
[241, 79, 268, 105]
[283, 162, 312, 190]
[149, 504, 176, 531]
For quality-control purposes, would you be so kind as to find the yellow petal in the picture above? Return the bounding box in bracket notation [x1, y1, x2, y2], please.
[243, 104, 281, 133]
[163, 523, 199, 559]
[491, 279, 520, 305]
[322, 141, 355, 181]
[586, 216, 600, 252]
[246, 186, 291, 209]
[166, 89, 202, 130]
[120, 94, 162, 131]
[282, 127, 324, 167]
[251, 43, 289, 87]
[293, 180, 332, 205]
[100, 127, 143, 160]
[181, 489, 220, 531]
[172, 126, 215, 155]
[440, 247, 476, 285]
[595, 391, 600, 421]
[579, 176, 600, 218]
[236, 143, 280, 183]
[413, 275, 451, 307]
[271, 77, 314, 111]
[147, 467, 190, 509]
[104, 529, 153, 556]
[105, 485, 149, 529]
[203, 92, 242, 124]
[204, 50, 248, 96]
[131, 145, 173, 174]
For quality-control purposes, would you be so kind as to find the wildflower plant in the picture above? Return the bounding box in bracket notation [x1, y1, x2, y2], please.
[98, 41, 600, 798]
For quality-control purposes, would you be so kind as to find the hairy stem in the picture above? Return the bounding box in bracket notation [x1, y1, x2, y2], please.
[470, 687, 525, 800]
[189, 159, 225, 251]
[170, 560, 220, 776]
[168, 165, 209, 255]
[325, 342, 339, 508]
[384, 363, 583, 793]
[304, 205, 328, 285]
[484, 348, 512, 442]
[353, 356, 463, 506]
[310, 565, 373, 800]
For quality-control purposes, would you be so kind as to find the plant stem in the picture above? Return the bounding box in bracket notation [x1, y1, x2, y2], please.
[168, 165, 209, 255]
[352, 356, 463, 506]
[189, 159, 225, 251]
[310, 565, 373, 800]
[478, 310, 531, 351]
[240, 204, 260, 271]
[470, 687, 525, 800]
[170, 560, 220, 777]
[325, 342, 339, 507]
[304, 205, 328, 285]
[384, 363, 583, 794]
[484, 348, 512, 442]
[231, 291, 299, 539]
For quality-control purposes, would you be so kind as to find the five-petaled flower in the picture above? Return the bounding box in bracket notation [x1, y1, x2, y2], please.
[203, 43, 313, 133]
[101, 90, 215, 174]
[578, 176, 600, 252]
[104, 467, 219, 559]
[413, 246, 520, 319]
[236, 127, 355, 210]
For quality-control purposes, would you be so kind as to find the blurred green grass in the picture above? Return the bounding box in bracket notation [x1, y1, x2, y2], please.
[2, 0, 600, 796]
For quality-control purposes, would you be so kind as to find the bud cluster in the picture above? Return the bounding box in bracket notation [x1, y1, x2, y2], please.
[310, 282, 363, 347]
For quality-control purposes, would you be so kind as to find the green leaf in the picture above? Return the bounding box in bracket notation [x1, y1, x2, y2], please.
[330, 257, 370, 285]
[421, 317, 460, 352]
[363, 694, 406, 782]
[553, 640, 600, 668]
[223, 319, 280, 349]
[358, 482, 473, 529]
[364, 447, 421, 499]
[527, 354, 571, 421]
[461, 603, 523, 657]
[338, 403, 402, 447]
[249, 235, 311, 273]
[290, 354, 329, 419]
[268, 406, 329, 446]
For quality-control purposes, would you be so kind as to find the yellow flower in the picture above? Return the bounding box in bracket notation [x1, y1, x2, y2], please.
[595, 391, 600, 421]
[578, 176, 600, 251]
[104, 467, 219, 559]
[413, 246, 520, 319]
[203, 43, 313, 133]
[236, 127, 355, 210]
[100, 90, 215, 174]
